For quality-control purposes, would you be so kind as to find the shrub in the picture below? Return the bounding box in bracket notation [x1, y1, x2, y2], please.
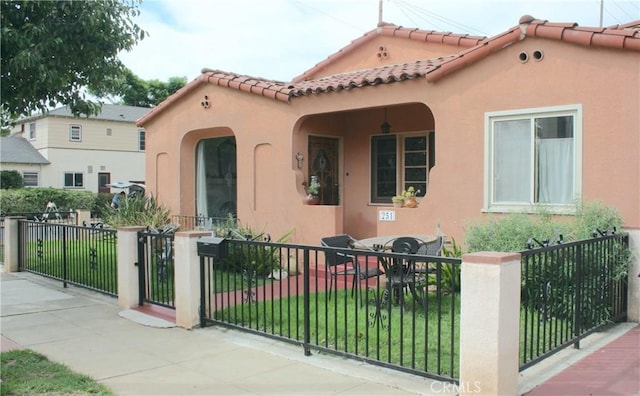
[465, 210, 570, 253]
[0, 170, 23, 189]
[101, 194, 170, 229]
[439, 237, 462, 293]
[464, 200, 625, 253]
[0, 188, 96, 214]
[465, 200, 631, 330]
[571, 200, 624, 240]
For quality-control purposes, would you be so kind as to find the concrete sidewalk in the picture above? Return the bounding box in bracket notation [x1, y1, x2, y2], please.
[1, 271, 638, 395]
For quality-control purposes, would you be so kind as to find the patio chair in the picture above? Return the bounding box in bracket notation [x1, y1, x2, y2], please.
[320, 234, 382, 301]
[415, 236, 445, 275]
[383, 237, 423, 309]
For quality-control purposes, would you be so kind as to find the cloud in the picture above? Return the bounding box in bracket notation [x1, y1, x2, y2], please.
[118, 0, 639, 82]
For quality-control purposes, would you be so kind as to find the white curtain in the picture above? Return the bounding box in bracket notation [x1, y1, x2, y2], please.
[537, 138, 573, 204]
[196, 142, 208, 217]
[494, 120, 531, 202]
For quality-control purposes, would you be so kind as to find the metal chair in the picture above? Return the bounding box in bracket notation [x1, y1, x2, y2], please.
[320, 234, 382, 301]
[380, 237, 424, 309]
[415, 236, 445, 275]
[418, 236, 444, 256]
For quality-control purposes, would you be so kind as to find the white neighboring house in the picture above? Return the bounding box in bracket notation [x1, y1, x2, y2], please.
[5, 104, 150, 193]
[0, 136, 50, 187]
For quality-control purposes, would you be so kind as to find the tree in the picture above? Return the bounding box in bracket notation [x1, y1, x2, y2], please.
[91, 68, 187, 107]
[0, 170, 24, 189]
[1, 0, 146, 118]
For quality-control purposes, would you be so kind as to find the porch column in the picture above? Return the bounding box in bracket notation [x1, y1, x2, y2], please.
[174, 231, 212, 329]
[459, 252, 521, 396]
[2, 216, 25, 273]
[117, 226, 145, 309]
[626, 228, 640, 322]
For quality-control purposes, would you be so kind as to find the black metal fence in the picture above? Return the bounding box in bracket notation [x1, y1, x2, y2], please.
[3, 211, 79, 224]
[18, 220, 118, 296]
[198, 238, 462, 383]
[137, 229, 176, 309]
[171, 214, 235, 232]
[519, 232, 629, 370]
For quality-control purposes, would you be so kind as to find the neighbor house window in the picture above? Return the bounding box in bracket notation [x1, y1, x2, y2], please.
[138, 129, 145, 151]
[69, 125, 82, 141]
[485, 105, 582, 212]
[29, 123, 36, 140]
[371, 132, 430, 204]
[22, 172, 39, 187]
[64, 172, 83, 188]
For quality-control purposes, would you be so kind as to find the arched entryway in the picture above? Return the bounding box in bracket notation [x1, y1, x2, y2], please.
[195, 137, 237, 218]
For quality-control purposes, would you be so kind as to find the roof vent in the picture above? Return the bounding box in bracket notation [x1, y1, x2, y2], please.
[533, 50, 544, 61]
[519, 51, 529, 63]
[377, 46, 389, 60]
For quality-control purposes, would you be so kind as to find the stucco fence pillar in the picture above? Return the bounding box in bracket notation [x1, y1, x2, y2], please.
[116, 226, 146, 310]
[75, 209, 92, 226]
[173, 231, 213, 329]
[626, 227, 640, 322]
[459, 252, 521, 396]
[2, 216, 26, 272]
[116, 228, 211, 329]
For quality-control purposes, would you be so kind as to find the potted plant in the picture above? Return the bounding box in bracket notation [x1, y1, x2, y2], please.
[391, 195, 405, 208]
[402, 186, 420, 208]
[304, 176, 321, 205]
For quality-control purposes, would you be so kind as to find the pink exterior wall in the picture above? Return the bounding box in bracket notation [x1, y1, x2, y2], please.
[143, 31, 639, 248]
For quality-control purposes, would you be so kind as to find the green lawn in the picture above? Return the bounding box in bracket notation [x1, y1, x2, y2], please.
[0, 349, 114, 396]
[213, 282, 574, 377]
[215, 287, 460, 377]
[23, 237, 118, 294]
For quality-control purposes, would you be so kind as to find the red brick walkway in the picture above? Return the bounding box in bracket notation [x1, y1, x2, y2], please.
[525, 325, 640, 396]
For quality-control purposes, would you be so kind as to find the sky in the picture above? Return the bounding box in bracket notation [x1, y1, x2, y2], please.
[118, 0, 640, 83]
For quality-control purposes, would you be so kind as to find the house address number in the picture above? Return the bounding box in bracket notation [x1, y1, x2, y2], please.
[379, 210, 396, 222]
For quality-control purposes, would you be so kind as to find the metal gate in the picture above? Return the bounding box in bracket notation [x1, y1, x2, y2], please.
[137, 228, 176, 309]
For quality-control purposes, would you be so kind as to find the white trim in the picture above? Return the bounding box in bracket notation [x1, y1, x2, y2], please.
[138, 129, 145, 151]
[370, 130, 432, 204]
[21, 171, 39, 187]
[29, 123, 36, 140]
[483, 104, 582, 214]
[63, 171, 84, 188]
[69, 124, 82, 142]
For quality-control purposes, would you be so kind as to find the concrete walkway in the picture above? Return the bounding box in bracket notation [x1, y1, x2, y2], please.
[1, 271, 638, 395]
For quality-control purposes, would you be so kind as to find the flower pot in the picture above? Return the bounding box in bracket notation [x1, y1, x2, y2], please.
[304, 194, 320, 205]
[404, 197, 418, 208]
[393, 201, 404, 208]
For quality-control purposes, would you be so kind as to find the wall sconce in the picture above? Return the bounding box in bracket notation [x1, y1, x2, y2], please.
[295, 152, 304, 169]
[380, 108, 391, 134]
[201, 95, 210, 109]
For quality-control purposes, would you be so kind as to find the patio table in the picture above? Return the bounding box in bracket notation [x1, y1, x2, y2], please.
[354, 235, 437, 309]
[353, 234, 437, 251]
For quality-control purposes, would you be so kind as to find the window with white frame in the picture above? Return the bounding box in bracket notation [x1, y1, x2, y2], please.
[29, 123, 36, 140]
[69, 124, 82, 141]
[138, 129, 145, 151]
[485, 105, 582, 212]
[371, 132, 432, 203]
[63, 172, 84, 188]
[22, 172, 39, 187]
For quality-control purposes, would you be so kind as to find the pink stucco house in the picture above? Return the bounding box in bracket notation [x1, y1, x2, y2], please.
[137, 16, 639, 247]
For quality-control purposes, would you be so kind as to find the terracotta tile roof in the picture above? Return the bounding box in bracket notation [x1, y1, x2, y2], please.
[289, 57, 454, 97]
[137, 16, 640, 127]
[291, 23, 485, 83]
[424, 15, 640, 82]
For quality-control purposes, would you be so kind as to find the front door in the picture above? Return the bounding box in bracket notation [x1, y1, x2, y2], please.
[98, 173, 110, 194]
[308, 136, 339, 205]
